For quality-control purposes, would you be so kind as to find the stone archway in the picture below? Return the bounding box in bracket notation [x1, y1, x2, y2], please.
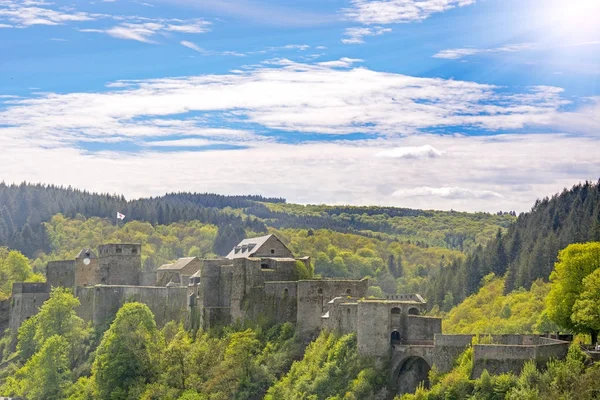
[395, 356, 431, 396]
[408, 307, 420, 315]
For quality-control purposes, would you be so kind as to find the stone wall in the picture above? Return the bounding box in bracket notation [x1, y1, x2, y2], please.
[76, 285, 188, 328]
[46, 260, 75, 289]
[357, 301, 393, 357]
[9, 283, 50, 332]
[297, 279, 368, 334]
[74, 258, 100, 288]
[97, 244, 141, 286]
[324, 299, 358, 335]
[405, 316, 441, 344]
[252, 235, 294, 258]
[0, 300, 10, 336]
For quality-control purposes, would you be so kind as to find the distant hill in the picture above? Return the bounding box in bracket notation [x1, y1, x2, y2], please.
[0, 182, 514, 258]
[428, 180, 600, 308]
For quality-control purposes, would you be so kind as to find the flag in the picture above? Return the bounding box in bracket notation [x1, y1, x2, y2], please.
[117, 212, 126, 220]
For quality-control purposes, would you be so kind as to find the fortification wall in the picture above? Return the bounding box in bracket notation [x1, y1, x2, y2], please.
[77, 285, 187, 328]
[242, 282, 297, 325]
[297, 279, 368, 334]
[325, 301, 358, 334]
[0, 300, 10, 336]
[260, 259, 298, 282]
[46, 260, 75, 289]
[472, 344, 537, 378]
[404, 316, 441, 344]
[9, 283, 50, 332]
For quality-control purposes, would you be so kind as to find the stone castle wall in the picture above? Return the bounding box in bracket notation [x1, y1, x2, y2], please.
[46, 260, 75, 289]
[77, 285, 188, 328]
[297, 279, 368, 334]
[9, 283, 50, 332]
[75, 257, 100, 288]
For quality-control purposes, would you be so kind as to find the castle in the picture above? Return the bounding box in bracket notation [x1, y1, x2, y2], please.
[2, 234, 570, 395]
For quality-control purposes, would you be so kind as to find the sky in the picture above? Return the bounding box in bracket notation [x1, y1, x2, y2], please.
[0, 0, 599, 212]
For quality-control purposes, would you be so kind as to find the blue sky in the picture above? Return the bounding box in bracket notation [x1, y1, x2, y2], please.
[0, 0, 599, 212]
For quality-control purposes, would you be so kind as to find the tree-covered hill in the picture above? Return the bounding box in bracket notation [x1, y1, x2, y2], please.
[0, 182, 514, 259]
[428, 180, 600, 309]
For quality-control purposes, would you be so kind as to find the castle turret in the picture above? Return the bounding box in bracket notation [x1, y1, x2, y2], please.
[97, 243, 141, 285]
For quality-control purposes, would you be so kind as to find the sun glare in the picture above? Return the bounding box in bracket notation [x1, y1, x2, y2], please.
[541, 0, 600, 43]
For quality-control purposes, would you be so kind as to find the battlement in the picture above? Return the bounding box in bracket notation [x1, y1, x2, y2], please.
[97, 243, 141, 256]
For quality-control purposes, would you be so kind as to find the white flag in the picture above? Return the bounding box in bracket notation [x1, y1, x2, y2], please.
[117, 212, 126, 220]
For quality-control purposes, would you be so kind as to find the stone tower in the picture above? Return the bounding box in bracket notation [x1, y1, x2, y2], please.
[74, 248, 99, 287]
[97, 244, 141, 285]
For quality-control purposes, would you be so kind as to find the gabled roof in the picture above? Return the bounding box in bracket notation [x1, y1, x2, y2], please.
[76, 248, 97, 259]
[225, 234, 275, 259]
[158, 257, 198, 270]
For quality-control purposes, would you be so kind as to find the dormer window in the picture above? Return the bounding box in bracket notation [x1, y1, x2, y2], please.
[241, 245, 248, 252]
[234, 246, 241, 254]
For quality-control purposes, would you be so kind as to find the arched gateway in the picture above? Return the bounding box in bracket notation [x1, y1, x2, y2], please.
[394, 356, 431, 396]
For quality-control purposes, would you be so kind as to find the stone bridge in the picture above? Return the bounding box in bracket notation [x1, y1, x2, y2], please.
[389, 335, 569, 396]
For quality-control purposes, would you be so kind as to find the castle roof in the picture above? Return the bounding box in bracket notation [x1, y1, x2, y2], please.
[158, 257, 198, 271]
[76, 248, 97, 259]
[226, 234, 277, 259]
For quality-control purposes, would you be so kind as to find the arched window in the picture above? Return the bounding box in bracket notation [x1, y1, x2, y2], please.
[347, 308, 351, 314]
[346, 289, 352, 296]
[408, 307, 420, 315]
[283, 288, 289, 297]
[391, 330, 401, 343]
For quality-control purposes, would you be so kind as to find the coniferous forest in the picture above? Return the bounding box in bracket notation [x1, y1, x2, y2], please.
[1, 180, 600, 399]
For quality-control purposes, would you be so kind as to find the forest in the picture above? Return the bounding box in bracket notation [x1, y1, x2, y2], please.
[1, 180, 600, 399]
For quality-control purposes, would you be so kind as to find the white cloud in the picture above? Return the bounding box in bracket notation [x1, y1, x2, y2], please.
[88, 19, 210, 43]
[0, 0, 101, 27]
[376, 145, 443, 159]
[1, 133, 598, 212]
[433, 43, 536, 60]
[317, 57, 363, 68]
[343, 0, 476, 25]
[180, 40, 205, 53]
[341, 26, 391, 44]
[0, 58, 586, 150]
[143, 138, 216, 147]
[392, 186, 504, 199]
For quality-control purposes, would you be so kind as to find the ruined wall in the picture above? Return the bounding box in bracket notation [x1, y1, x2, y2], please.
[297, 279, 368, 334]
[46, 260, 75, 289]
[97, 244, 141, 286]
[76, 285, 188, 328]
[9, 283, 50, 332]
[404, 316, 441, 344]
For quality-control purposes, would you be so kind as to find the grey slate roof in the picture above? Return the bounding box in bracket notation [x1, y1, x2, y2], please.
[158, 257, 197, 270]
[76, 248, 97, 259]
[225, 234, 274, 259]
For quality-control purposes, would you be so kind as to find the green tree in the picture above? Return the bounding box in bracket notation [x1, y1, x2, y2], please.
[3, 335, 73, 400]
[572, 268, 600, 344]
[16, 287, 88, 364]
[546, 242, 600, 343]
[91, 302, 161, 399]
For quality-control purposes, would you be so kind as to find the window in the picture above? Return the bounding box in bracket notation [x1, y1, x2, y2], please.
[116, 247, 122, 254]
[346, 289, 352, 296]
[347, 308, 351, 314]
[283, 288, 289, 297]
[317, 288, 323, 294]
[270, 249, 275, 255]
[261, 263, 269, 269]
[408, 307, 420, 315]
[132, 248, 137, 254]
